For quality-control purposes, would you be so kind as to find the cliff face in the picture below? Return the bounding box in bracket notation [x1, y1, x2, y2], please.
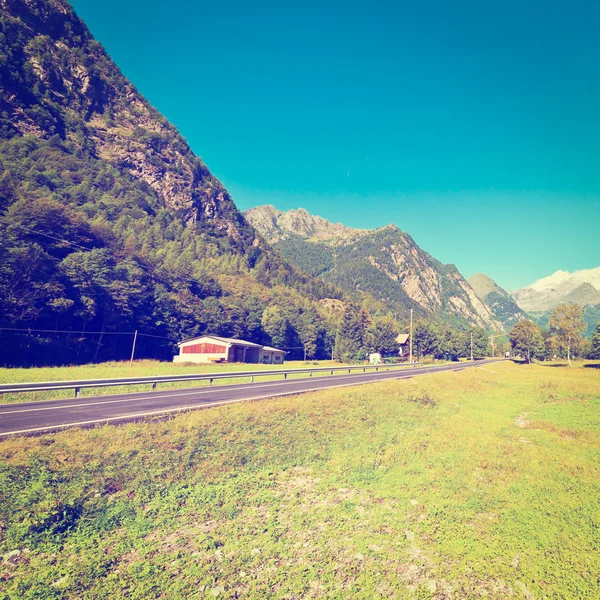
[245, 206, 503, 330]
[0, 0, 250, 240]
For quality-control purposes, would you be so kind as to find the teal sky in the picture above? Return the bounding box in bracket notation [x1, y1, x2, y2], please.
[70, 0, 600, 291]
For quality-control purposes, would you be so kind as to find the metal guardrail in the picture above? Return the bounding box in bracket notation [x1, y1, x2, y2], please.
[0, 362, 423, 398]
[0, 362, 423, 397]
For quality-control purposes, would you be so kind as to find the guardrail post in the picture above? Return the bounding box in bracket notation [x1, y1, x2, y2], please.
[251, 375, 254, 383]
[209, 378, 213, 385]
[75, 387, 80, 398]
[284, 373, 287, 380]
[152, 382, 157, 390]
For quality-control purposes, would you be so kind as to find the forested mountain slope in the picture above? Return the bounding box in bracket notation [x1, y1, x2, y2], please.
[245, 205, 502, 330]
[468, 273, 526, 331]
[0, 0, 342, 365]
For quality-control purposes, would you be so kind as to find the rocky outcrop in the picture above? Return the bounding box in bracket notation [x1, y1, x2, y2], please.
[246, 205, 367, 244]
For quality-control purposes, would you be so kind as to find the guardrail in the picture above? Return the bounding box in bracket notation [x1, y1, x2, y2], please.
[0, 362, 423, 398]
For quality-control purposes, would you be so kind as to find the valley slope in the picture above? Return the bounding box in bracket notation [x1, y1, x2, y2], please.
[0, 0, 341, 365]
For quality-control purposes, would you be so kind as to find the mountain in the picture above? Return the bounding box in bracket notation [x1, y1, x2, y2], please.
[512, 267, 600, 312]
[245, 206, 503, 331]
[246, 205, 366, 244]
[0, 0, 342, 365]
[467, 273, 526, 331]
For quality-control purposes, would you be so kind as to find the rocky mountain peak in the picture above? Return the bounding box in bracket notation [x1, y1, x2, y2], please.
[244, 205, 368, 243]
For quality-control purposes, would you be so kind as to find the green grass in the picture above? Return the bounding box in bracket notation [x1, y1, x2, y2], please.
[0, 361, 599, 598]
[0, 360, 363, 404]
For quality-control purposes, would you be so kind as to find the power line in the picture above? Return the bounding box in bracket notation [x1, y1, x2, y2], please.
[0, 326, 176, 341]
[5, 221, 220, 290]
[4, 222, 94, 253]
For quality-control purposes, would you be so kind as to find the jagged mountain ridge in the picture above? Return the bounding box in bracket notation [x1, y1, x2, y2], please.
[467, 273, 526, 331]
[512, 267, 600, 312]
[245, 206, 503, 330]
[247, 205, 367, 244]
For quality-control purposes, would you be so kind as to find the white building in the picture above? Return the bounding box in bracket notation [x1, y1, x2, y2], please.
[396, 333, 410, 356]
[173, 335, 286, 364]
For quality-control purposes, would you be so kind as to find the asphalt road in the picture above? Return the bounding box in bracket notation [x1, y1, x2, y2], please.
[0, 360, 502, 437]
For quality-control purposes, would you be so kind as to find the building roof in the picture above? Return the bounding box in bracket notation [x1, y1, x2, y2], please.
[396, 333, 410, 344]
[178, 336, 286, 353]
[178, 335, 263, 348]
[262, 345, 286, 353]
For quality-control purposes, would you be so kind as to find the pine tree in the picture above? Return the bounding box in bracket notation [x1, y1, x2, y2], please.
[335, 306, 362, 360]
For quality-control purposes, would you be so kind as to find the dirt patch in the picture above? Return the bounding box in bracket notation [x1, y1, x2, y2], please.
[515, 414, 530, 428]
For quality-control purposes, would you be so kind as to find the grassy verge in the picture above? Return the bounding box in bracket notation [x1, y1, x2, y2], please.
[0, 361, 598, 598]
[0, 360, 363, 404]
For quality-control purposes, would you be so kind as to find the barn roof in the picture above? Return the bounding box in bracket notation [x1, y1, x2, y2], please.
[178, 335, 263, 348]
[396, 333, 410, 344]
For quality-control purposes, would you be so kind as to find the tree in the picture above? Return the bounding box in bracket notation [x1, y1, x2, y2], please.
[413, 320, 439, 358]
[509, 319, 545, 363]
[363, 315, 399, 355]
[548, 303, 587, 366]
[261, 306, 289, 350]
[335, 305, 363, 360]
[298, 311, 319, 360]
[467, 328, 488, 359]
[587, 321, 600, 359]
[357, 307, 372, 339]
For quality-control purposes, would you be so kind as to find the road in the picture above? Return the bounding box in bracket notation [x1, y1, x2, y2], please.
[0, 360, 502, 437]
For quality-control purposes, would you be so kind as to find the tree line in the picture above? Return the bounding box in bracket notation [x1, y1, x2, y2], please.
[509, 303, 599, 365]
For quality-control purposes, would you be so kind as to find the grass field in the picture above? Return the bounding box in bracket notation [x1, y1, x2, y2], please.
[0, 360, 361, 404]
[0, 361, 599, 598]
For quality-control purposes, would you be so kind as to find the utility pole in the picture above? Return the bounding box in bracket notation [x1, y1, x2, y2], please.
[470, 331, 474, 361]
[130, 330, 138, 367]
[409, 308, 413, 363]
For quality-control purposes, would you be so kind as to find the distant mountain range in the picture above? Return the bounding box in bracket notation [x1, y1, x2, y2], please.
[510, 267, 600, 336]
[245, 206, 503, 331]
[511, 267, 600, 312]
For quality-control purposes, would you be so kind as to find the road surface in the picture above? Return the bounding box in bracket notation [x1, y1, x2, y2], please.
[0, 360, 502, 436]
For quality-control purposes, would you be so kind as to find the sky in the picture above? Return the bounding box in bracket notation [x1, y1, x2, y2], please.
[70, 0, 600, 291]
